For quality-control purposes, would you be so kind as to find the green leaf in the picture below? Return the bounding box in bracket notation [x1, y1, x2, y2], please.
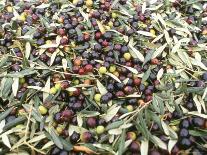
[118, 129, 126, 155]
[106, 120, 124, 131]
[49, 127, 63, 149]
[189, 129, 207, 137]
[6, 69, 36, 78]
[59, 137, 73, 151]
[3, 117, 26, 131]
[141, 68, 151, 83]
[143, 50, 154, 66]
[0, 55, 9, 68]
[0, 107, 13, 122]
[0, 78, 13, 99]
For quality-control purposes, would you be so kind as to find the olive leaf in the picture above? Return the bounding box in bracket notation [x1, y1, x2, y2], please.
[96, 79, 108, 95]
[140, 139, 149, 155]
[102, 105, 121, 122]
[106, 72, 121, 83]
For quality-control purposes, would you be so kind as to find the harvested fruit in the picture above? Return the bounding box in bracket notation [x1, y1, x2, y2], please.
[96, 125, 105, 134]
[99, 66, 107, 74]
[38, 105, 48, 115]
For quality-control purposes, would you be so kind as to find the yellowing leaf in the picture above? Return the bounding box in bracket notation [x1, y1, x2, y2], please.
[12, 77, 19, 97]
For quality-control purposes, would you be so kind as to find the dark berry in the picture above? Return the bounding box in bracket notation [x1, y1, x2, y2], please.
[86, 117, 97, 128]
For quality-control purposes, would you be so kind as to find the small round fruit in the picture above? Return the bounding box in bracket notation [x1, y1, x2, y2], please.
[86, 0, 93, 7]
[96, 125, 105, 134]
[86, 117, 97, 128]
[150, 29, 156, 35]
[192, 117, 205, 127]
[127, 132, 136, 140]
[99, 66, 107, 74]
[70, 132, 80, 144]
[126, 105, 134, 112]
[180, 119, 190, 129]
[179, 138, 192, 149]
[84, 64, 93, 72]
[50, 87, 57, 94]
[138, 99, 145, 106]
[74, 58, 82, 66]
[56, 126, 64, 135]
[179, 128, 189, 137]
[94, 94, 101, 102]
[133, 77, 141, 86]
[129, 141, 140, 152]
[55, 83, 61, 90]
[112, 12, 117, 18]
[38, 105, 47, 115]
[80, 131, 92, 142]
[123, 52, 131, 61]
[109, 65, 116, 73]
[19, 77, 26, 84]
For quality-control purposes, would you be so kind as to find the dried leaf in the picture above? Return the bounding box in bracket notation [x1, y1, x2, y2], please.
[168, 139, 177, 153]
[12, 77, 19, 97]
[25, 42, 31, 59]
[96, 80, 108, 95]
[163, 30, 171, 45]
[2, 133, 11, 148]
[141, 139, 149, 155]
[152, 135, 167, 150]
[106, 72, 121, 83]
[157, 68, 164, 81]
[193, 95, 202, 113]
[137, 31, 155, 37]
[73, 145, 98, 154]
[0, 120, 5, 134]
[102, 105, 121, 122]
[152, 43, 167, 59]
[77, 113, 83, 127]
[62, 58, 67, 71]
